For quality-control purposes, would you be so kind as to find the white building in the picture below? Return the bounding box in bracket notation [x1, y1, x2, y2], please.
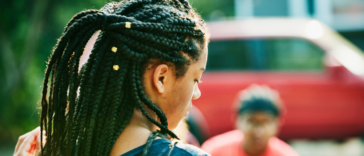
[234, 0, 364, 32]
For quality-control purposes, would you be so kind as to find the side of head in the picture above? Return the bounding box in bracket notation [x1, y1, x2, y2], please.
[40, 0, 208, 155]
[143, 40, 208, 131]
[235, 84, 283, 155]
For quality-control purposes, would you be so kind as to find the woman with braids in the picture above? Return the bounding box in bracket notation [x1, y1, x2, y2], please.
[13, 0, 210, 155]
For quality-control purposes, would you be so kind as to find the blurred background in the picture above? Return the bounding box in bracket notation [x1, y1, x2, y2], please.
[1, 0, 364, 155]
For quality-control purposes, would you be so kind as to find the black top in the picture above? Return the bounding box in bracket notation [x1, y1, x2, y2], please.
[120, 138, 210, 156]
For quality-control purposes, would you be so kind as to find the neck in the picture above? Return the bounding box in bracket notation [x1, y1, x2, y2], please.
[242, 140, 267, 156]
[130, 108, 159, 132]
[109, 107, 158, 156]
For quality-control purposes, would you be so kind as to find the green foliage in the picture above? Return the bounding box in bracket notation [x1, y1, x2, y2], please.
[190, 0, 235, 21]
[0, 0, 108, 144]
[0, 0, 234, 144]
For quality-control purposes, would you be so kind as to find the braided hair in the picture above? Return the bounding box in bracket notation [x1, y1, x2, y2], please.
[40, 0, 207, 155]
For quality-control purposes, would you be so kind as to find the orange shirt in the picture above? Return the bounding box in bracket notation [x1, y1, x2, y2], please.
[201, 130, 299, 156]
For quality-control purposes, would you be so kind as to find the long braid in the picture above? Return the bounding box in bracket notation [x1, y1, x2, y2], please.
[83, 38, 116, 155]
[50, 36, 79, 156]
[100, 59, 129, 155]
[40, 0, 207, 155]
[71, 32, 106, 146]
[56, 24, 98, 155]
[40, 30, 69, 155]
[66, 27, 100, 155]
[75, 36, 111, 156]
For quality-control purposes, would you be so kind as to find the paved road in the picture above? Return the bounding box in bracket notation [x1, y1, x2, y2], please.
[290, 138, 364, 156]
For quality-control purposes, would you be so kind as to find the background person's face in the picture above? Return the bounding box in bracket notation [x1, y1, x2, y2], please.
[237, 112, 279, 152]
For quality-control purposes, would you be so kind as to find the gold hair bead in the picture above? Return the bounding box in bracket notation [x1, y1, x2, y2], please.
[113, 65, 120, 70]
[111, 47, 118, 53]
[126, 22, 131, 29]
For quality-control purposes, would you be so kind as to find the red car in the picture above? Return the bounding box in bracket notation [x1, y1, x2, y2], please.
[193, 18, 364, 141]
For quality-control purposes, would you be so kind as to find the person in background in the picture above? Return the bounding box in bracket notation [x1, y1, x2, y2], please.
[201, 84, 299, 156]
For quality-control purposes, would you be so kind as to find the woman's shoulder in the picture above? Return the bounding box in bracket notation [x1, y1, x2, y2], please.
[121, 138, 210, 156]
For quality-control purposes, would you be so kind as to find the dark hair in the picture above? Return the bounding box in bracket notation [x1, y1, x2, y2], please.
[39, 0, 207, 155]
[238, 98, 280, 116]
[236, 85, 282, 117]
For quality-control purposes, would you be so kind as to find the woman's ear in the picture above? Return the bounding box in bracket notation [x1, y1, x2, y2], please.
[153, 64, 169, 93]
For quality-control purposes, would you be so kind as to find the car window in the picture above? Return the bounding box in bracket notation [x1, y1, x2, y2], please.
[206, 38, 325, 71]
